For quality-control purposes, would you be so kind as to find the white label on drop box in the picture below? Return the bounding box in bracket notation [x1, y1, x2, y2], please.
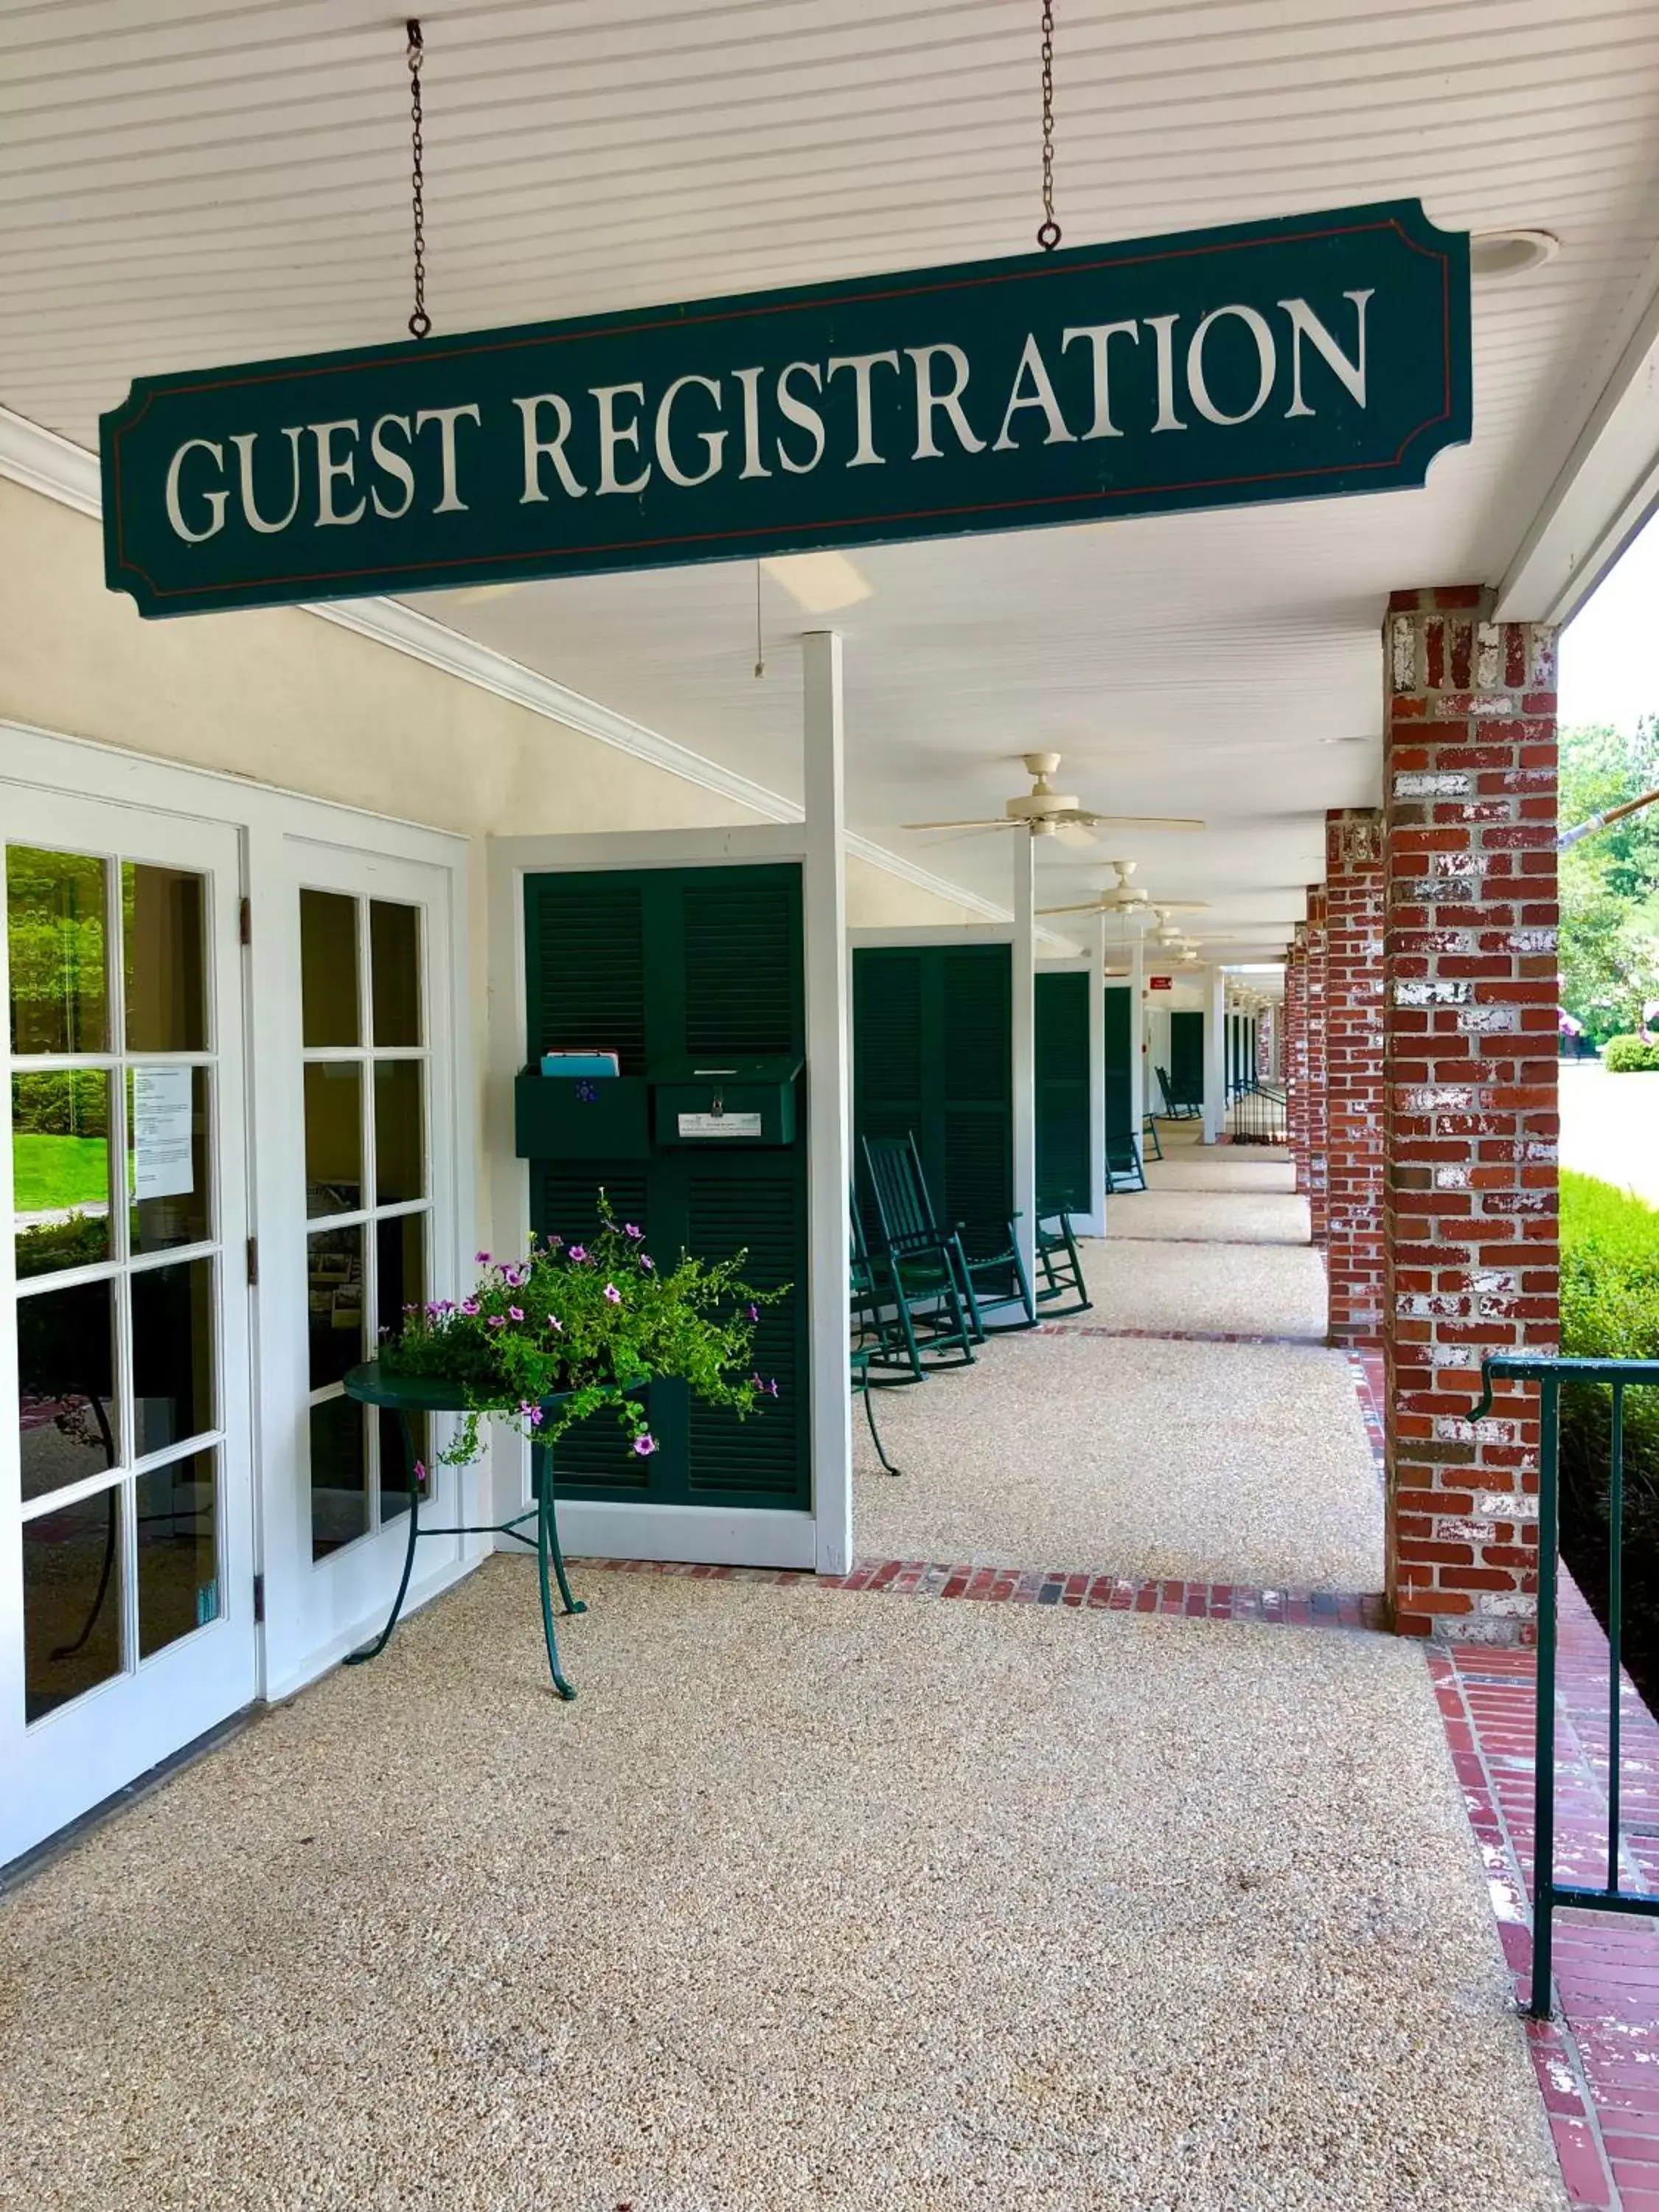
[677, 1112, 762, 1138]
[133, 1065, 195, 1199]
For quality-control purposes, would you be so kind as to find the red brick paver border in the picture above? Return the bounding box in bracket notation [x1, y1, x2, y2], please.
[576, 1552, 1385, 1628]
[1433, 1573, 1659, 2209]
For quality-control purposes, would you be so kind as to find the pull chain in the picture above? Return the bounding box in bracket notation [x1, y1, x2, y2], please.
[1037, 1, 1061, 251]
[406, 20, 431, 338]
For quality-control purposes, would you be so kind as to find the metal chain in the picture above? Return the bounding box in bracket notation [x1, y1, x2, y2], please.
[406, 19, 431, 338]
[1037, 0, 1060, 251]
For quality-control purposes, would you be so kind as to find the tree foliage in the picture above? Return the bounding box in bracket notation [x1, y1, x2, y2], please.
[1559, 719, 1659, 1042]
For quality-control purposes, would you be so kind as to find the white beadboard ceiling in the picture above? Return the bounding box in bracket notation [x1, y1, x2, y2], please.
[4, 0, 1659, 957]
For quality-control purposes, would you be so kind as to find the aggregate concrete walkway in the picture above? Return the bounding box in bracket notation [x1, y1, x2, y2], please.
[0, 1560, 1566, 2212]
[855, 1327, 1382, 1587]
[858, 1124, 1379, 1587]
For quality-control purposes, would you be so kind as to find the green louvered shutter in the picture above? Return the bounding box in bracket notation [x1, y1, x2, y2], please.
[852, 947, 926, 1225]
[684, 1162, 806, 1502]
[522, 864, 808, 1513]
[853, 942, 1012, 1253]
[939, 945, 1012, 1235]
[1169, 1009, 1204, 1106]
[1103, 985, 1133, 1136]
[1035, 971, 1090, 1212]
[525, 874, 647, 1073]
[681, 875, 800, 1056]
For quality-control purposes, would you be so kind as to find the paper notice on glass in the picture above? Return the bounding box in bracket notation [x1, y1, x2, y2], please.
[133, 1066, 195, 1200]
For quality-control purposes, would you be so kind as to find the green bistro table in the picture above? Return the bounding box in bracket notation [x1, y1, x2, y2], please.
[341, 1360, 588, 1699]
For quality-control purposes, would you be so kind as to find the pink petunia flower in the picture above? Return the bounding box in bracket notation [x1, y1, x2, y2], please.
[625, 1222, 644, 1240]
[487, 1315, 507, 1329]
[460, 1299, 479, 1316]
[748, 1303, 760, 1322]
[632, 1433, 658, 1458]
[639, 1254, 654, 1272]
[604, 1282, 622, 1304]
[475, 1251, 491, 1265]
[546, 1315, 564, 1333]
[568, 1245, 587, 1263]
[509, 1306, 524, 1321]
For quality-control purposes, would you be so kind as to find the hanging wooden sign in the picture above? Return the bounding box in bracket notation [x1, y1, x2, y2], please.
[101, 199, 1470, 619]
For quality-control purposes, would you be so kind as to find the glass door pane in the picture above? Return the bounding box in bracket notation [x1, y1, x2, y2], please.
[300, 891, 431, 1556]
[7, 835, 225, 1732]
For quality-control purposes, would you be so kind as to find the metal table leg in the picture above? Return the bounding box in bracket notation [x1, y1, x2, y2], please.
[344, 1409, 423, 1666]
[535, 1463, 579, 1701]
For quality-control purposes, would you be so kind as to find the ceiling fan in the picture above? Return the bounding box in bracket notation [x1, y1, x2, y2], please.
[904, 755, 1204, 848]
[1038, 859, 1210, 917]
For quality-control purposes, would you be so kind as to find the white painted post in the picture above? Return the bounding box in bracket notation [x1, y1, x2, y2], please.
[1127, 922, 1147, 1139]
[802, 630, 853, 1576]
[1011, 830, 1038, 1286]
[1202, 964, 1226, 1144]
[1084, 911, 1108, 1237]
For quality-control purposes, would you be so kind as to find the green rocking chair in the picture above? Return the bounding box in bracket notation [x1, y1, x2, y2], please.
[862, 1133, 1037, 1336]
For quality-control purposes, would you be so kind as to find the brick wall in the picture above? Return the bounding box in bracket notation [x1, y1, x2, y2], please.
[1286, 924, 1308, 1192]
[1325, 810, 1385, 1347]
[1383, 585, 1559, 1644]
[1305, 883, 1329, 1245]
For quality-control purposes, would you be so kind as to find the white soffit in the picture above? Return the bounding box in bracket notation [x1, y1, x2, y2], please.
[2, 0, 1659, 953]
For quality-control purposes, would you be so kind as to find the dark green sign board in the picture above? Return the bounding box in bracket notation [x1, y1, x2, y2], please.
[102, 199, 1469, 619]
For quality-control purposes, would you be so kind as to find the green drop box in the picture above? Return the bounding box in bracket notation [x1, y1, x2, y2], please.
[514, 1071, 652, 1160]
[649, 1054, 802, 1148]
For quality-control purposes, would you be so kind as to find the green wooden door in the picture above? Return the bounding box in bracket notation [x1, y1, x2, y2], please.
[1035, 970, 1090, 1212]
[522, 863, 807, 1511]
[853, 943, 1012, 1244]
[1169, 1009, 1204, 1107]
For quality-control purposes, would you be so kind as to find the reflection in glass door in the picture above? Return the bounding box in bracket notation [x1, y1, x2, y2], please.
[1, 807, 254, 1864]
[300, 889, 431, 1557]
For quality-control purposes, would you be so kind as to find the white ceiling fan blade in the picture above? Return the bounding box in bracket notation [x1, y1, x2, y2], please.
[1054, 821, 1097, 849]
[1077, 813, 1206, 832]
[901, 817, 1020, 832]
[1036, 899, 1111, 916]
[1154, 900, 1211, 912]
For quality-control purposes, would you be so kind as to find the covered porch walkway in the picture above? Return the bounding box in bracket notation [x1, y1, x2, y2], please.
[855, 1126, 1384, 1599]
[0, 1130, 1569, 2212]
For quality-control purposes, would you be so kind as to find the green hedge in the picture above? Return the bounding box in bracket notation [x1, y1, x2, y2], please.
[1559, 1170, 1659, 1537]
[1602, 1034, 1659, 1073]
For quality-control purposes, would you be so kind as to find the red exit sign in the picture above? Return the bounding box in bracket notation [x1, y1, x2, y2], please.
[1149, 975, 1174, 990]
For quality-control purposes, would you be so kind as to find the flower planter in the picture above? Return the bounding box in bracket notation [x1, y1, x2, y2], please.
[341, 1360, 588, 1700]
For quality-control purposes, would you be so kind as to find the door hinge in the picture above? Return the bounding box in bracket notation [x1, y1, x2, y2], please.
[239, 896, 251, 946]
[252, 1573, 265, 1624]
[246, 1235, 259, 1286]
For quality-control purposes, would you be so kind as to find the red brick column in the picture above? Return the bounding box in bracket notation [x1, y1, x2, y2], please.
[1324, 810, 1385, 1348]
[1384, 586, 1559, 1644]
[1304, 884, 1329, 1245]
[1286, 925, 1309, 1192]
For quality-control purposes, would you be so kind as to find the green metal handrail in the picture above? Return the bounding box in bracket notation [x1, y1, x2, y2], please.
[1470, 1352, 1659, 2017]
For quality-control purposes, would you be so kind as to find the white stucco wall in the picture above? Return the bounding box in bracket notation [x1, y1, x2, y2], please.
[0, 476, 984, 930]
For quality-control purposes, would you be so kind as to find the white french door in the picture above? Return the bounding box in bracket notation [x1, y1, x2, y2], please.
[0, 792, 255, 1865]
[254, 835, 464, 1696]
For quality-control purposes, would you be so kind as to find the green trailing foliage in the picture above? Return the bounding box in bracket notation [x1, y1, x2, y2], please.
[381, 1189, 787, 1470]
[1601, 1034, 1659, 1074]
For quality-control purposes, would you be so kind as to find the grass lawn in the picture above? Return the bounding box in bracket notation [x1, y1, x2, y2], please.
[11, 1132, 109, 1212]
